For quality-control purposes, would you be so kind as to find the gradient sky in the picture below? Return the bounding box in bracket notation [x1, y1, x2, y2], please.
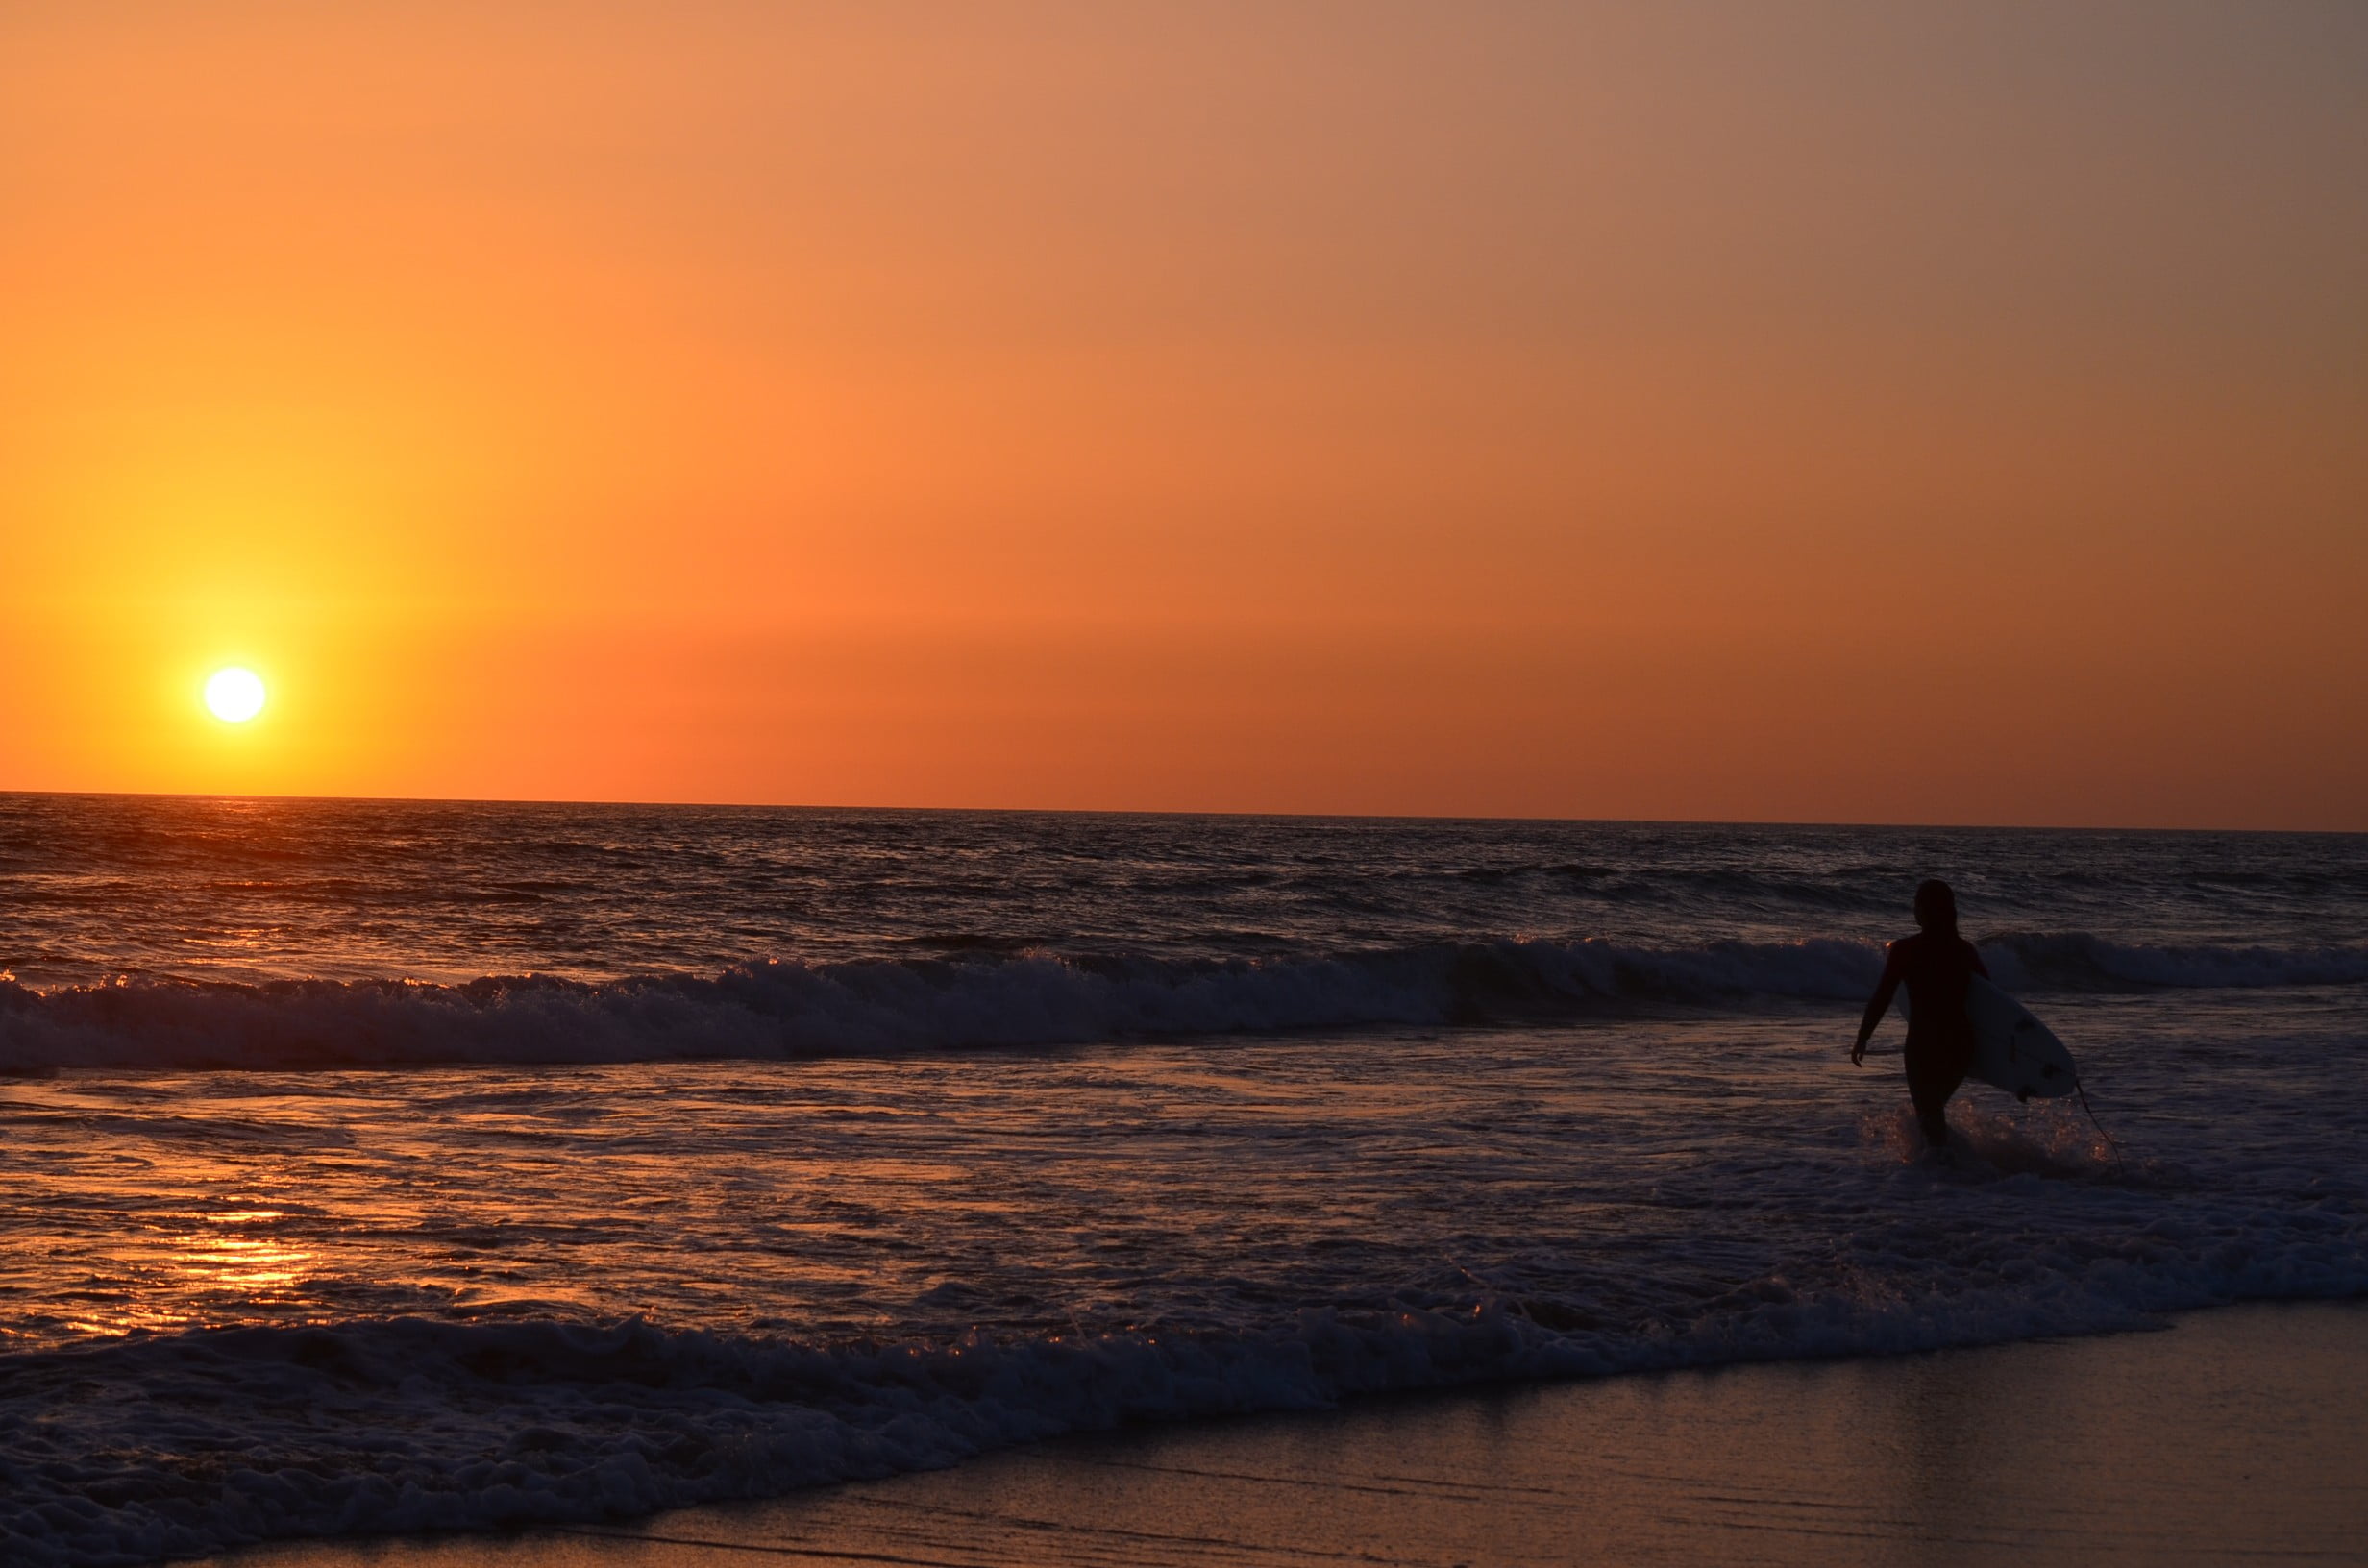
[3, 2, 2362, 827]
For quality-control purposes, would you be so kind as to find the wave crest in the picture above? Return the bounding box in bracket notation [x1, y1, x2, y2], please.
[1981, 932, 2368, 992]
[2, 933, 2357, 1071]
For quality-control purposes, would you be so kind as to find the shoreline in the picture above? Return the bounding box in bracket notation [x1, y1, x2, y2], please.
[197, 1297, 2368, 1568]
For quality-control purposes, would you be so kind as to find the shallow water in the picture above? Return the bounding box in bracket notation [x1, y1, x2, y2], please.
[0, 798, 2360, 1565]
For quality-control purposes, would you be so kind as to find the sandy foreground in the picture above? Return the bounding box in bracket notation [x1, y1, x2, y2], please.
[198, 1301, 2366, 1568]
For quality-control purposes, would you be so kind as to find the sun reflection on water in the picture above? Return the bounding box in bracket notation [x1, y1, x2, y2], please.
[57, 1209, 318, 1340]
[171, 1214, 311, 1296]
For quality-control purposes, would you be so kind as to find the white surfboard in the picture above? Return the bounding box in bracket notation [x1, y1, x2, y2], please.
[1966, 975, 2078, 1101]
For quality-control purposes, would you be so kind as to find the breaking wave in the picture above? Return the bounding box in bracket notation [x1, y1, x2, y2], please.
[1980, 931, 2368, 992]
[2, 933, 2359, 1072]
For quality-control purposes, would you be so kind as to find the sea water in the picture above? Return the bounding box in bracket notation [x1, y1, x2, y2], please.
[0, 795, 2361, 1565]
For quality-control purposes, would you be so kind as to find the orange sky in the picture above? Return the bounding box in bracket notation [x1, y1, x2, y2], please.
[3, 3, 2362, 828]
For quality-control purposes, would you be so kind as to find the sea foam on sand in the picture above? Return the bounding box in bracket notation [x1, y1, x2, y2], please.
[191, 1301, 2368, 1568]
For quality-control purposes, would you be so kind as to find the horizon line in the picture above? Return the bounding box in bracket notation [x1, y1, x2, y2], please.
[1, 785, 2357, 839]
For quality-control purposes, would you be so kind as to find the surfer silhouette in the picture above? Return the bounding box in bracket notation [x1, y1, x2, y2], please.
[1853, 879, 1988, 1149]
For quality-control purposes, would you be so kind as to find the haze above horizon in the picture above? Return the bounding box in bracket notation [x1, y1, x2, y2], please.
[4, 2, 2362, 830]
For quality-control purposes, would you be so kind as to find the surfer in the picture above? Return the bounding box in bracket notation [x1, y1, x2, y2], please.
[1853, 879, 1988, 1149]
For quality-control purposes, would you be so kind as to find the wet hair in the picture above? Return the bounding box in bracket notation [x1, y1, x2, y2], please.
[1913, 878, 1959, 935]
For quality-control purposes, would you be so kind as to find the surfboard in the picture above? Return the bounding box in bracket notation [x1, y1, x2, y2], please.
[1966, 975, 2078, 1101]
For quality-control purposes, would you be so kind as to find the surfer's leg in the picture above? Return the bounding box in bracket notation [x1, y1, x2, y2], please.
[1904, 1036, 1964, 1149]
[1909, 1069, 1951, 1147]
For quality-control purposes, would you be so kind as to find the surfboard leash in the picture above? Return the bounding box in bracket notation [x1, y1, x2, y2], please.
[2071, 1075, 2127, 1175]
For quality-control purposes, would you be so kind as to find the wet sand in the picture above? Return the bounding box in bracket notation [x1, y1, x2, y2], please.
[200, 1300, 2368, 1567]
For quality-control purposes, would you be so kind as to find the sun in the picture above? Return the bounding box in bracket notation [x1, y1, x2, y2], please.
[203, 667, 267, 723]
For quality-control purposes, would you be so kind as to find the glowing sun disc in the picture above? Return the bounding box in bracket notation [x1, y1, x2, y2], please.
[204, 667, 267, 723]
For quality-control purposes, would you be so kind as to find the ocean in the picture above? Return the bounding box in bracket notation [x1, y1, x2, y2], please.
[2, 794, 2363, 1565]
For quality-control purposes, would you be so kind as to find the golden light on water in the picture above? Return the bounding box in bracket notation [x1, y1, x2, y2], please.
[203, 667, 267, 723]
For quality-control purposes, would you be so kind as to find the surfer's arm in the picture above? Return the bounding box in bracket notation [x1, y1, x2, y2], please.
[1853, 946, 1904, 1065]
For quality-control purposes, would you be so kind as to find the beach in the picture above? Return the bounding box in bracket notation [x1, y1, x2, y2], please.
[196, 1301, 2368, 1567]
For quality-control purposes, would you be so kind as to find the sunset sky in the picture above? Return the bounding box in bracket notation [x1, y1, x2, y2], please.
[3, 2, 2361, 828]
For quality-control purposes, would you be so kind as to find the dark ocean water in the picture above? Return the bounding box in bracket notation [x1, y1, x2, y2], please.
[0, 795, 2361, 1565]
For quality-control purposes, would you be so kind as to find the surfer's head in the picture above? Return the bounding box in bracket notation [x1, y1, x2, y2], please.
[1913, 878, 1958, 935]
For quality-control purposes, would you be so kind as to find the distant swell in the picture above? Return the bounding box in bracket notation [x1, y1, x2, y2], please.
[3, 933, 2361, 1071]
